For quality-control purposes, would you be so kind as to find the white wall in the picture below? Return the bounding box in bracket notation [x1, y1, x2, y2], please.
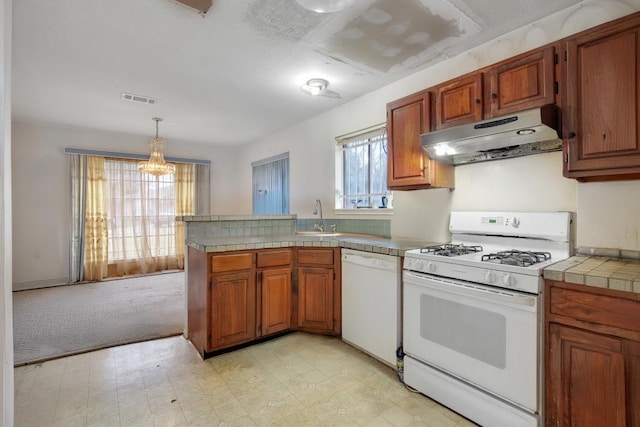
[576, 180, 640, 250]
[11, 122, 240, 289]
[12, 0, 640, 292]
[1, 0, 13, 424]
[235, 0, 640, 246]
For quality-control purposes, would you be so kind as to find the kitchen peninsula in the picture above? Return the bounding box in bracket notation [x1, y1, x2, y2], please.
[179, 214, 431, 359]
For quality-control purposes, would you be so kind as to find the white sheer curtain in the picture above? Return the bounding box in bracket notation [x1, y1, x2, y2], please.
[104, 158, 180, 276]
[68, 150, 209, 283]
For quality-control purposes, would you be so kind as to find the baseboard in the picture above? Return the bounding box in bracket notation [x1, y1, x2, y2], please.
[13, 277, 70, 291]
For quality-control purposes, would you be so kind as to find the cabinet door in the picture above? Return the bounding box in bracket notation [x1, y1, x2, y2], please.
[260, 267, 292, 336]
[434, 73, 483, 129]
[209, 271, 256, 351]
[547, 323, 626, 427]
[297, 266, 334, 333]
[564, 20, 640, 180]
[386, 91, 454, 190]
[625, 340, 640, 426]
[488, 46, 555, 117]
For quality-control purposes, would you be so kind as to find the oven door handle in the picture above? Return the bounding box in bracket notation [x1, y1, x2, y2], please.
[404, 271, 536, 308]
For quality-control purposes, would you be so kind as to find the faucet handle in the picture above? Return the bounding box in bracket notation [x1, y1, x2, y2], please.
[330, 224, 337, 232]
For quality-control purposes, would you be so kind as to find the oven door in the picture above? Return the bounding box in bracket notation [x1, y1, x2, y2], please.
[403, 270, 538, 412]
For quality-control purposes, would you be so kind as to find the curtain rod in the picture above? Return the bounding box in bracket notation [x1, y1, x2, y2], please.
[64, 147, 211, 165]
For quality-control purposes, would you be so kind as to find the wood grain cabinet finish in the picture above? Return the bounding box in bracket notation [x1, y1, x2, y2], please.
[386, 90, 454, 190]
[297, 266, 334, 333]
[257, 249, 292, 337]
[434, 73, 484, 129]
[545, 280, 640, 426]
[563, 13, 640, 181]
[487, 46, 555, 117]
[295, 248, 341, 335]
[187, 246, 340, 357]
[433, 46, 555, 130]
[210, 269, 256, 351]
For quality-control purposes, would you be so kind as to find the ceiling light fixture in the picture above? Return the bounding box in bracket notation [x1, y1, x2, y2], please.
[301, 78, 329, 96]
[138, 117, 176, 176]
[294, 0, 355, 13]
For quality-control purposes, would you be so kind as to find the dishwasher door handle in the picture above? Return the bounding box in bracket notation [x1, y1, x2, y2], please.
[343, 254, 398, 272]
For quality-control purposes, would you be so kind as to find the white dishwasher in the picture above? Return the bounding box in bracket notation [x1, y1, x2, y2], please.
[341, 249, 401, 367]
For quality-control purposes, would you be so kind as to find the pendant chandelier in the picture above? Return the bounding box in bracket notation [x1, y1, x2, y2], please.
[138, 117, 176, 176]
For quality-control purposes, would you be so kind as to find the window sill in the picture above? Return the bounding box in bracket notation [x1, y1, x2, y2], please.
[332, 208, 394, 216]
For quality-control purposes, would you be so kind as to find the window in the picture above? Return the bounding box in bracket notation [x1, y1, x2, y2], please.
[336, 125, 390, 209]
[68, 149, 210, 282]
[252, 153, 290, 214]
[104, 159, 178, 261]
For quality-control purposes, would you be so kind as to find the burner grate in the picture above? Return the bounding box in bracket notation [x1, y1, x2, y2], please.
[481, 250, 551, 267]
[420, 244, 483, 257]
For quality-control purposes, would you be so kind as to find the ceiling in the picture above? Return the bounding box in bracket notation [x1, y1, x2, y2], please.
[11, 0, 583, 146]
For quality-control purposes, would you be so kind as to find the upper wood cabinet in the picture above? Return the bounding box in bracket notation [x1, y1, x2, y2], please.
[434, 47, 556, 130]
[434, 73, 483, 129]
[386, 90, 454, 190]
[563, 13, 640, 181]
[487, 46, 555, 117]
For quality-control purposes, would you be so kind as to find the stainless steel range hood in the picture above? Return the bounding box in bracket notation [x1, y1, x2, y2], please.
[421, 104, 561, 165]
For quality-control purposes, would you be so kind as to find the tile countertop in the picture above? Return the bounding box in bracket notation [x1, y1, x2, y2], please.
[544, 255, 640, 294]
[186, 233, 437, 257]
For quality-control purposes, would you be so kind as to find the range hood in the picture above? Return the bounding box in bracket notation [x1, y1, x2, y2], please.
[421, 104, 561, 165]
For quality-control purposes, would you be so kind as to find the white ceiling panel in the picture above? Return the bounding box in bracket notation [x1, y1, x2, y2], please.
[12, 0, 585, 146]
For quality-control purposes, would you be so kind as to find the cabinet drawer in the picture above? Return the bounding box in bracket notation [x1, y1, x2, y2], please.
[297, 249, 334, 266]
[257, 249, 292, 268]
[211, 252, 253, 273]
[550, 286, 640, 333]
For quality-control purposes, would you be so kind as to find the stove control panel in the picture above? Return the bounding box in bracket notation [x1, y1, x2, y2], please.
[480, 215, 521, 228]
[450, 211, 571, 241]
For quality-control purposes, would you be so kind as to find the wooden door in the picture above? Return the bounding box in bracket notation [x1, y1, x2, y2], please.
[209, 271, 256, 351]
[625, 340, 640, 426]
[386, 90, 454, 190]
[297, 266, 333, 333]
[434, 72, 483, 129]
[547, 323, 626, 427]
[259, 267, 291, 336]
[564, 20, 640, 179]
[487, 46, 555, 117]
[386, 90, 432, 189]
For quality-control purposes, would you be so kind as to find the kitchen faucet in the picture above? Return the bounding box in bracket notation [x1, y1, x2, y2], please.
[313, 199, 324, 232]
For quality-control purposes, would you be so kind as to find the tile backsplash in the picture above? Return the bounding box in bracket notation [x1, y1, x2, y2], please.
[180, 215, 390, 239]
[183, 215, 296, 239]
[295, 218, 390, 237]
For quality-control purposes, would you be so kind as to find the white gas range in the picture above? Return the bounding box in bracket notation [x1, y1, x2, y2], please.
[402, 211, 572, 427]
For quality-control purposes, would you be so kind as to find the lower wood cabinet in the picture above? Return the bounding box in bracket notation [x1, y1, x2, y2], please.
[260, 267, 291, 336]
[211, 270, 256, 350]
[187, 246, 341, 358]
[297, 266, 334, 332]
[545, 280, 640, 426]
[296, 248, 341, 335]
[257, 249, 292, 336]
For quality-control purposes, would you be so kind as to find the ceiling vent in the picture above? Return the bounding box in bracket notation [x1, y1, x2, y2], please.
[121, 92, 157, 105]
[171, 0, 212, 15]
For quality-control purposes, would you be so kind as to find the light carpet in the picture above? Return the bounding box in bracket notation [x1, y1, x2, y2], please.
[13, 272, 184, 365]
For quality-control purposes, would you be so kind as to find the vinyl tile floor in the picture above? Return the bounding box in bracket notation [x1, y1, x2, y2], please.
[14, 333, 478, 427]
